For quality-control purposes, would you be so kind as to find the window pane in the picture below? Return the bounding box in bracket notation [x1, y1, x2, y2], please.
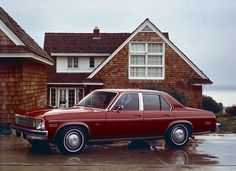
[113, 93, 139, 111]
[90, 57, 95, 68]
[130, 67, 145, 77]
[68, 57, 73, 68]
[68, 89, 75, 107]
[147, 67, 162, 77]
[143, 94, 160, 111]
[74, 57, 78, 68]
[78, 91, 117, 109]
[131, 43, 145, 52]
[77, 88, 84, 102]
[130, 55, 145, 65]
[148, 55, 162, 65]
[160, 96, 171, 110]
[59, 89, 67, 107]
[50, 88, 56, 106]
[148, 43, 162, 53]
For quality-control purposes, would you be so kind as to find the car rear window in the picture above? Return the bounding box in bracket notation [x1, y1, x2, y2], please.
[143, 93, 171, 111]
[143, 94, 160, 111]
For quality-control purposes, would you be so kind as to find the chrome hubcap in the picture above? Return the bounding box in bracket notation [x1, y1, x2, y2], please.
[65, 132, 80, 150]
[172, 127, 185, 143]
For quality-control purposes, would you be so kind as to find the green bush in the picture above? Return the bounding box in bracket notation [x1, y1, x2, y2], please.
[225, 106, 236, 116]
[144, 85, 187, 105]
[202, 95, 223, 114]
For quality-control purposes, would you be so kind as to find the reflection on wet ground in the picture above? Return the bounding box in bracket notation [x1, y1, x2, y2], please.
[0, 134, 235, 166]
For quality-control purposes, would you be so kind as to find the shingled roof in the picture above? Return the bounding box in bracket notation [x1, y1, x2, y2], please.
[44, 32, 131, 54]
[0, 7, 53, 64]
[44, 31, 170, 54]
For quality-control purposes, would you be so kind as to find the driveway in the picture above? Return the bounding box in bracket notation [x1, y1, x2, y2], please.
[0, 134, 236, 171]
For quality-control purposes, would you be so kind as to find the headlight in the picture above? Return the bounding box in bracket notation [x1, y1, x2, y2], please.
[35, 118, 45, 130]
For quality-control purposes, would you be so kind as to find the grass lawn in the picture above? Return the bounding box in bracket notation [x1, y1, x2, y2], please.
[217, 115, 236, 133]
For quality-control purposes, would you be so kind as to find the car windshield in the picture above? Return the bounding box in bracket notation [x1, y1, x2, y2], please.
[78, 91, 117, 109]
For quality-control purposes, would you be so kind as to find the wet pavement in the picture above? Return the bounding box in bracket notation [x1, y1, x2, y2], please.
[0, 134, 236, 170]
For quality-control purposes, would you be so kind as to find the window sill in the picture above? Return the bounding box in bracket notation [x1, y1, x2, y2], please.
[128, 77, 165, 80]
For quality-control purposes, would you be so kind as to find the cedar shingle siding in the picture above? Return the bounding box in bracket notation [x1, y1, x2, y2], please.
[0, 59, 47, 123]
[0, 7, 53, 123]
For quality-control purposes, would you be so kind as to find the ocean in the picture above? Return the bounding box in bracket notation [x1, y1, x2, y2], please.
[203, 86, 236, 107]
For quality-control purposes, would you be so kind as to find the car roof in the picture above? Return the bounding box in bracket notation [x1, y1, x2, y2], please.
[94, 89, 163, 93]
[94, 89, 184, 108]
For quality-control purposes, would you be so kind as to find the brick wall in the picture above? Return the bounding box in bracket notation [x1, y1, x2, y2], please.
[94, 32, 203, 108]
[0, 58, 47, 123]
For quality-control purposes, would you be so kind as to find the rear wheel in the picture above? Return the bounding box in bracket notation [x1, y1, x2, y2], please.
[57, 126, 86, 154]
[165, 124, 189, 148]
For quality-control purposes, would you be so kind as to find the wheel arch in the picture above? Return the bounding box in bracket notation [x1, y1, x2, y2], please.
[166, 120, 193, 136]
[53, 122, 90, 143]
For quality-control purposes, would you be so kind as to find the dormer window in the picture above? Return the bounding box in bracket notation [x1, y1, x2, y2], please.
[68, 57, 79, 68]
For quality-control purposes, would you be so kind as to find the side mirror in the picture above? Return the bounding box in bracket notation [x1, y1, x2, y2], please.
[114, 105, 124, 113]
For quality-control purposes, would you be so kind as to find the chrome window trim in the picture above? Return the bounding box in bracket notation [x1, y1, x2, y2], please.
[138, 93, 143, 111]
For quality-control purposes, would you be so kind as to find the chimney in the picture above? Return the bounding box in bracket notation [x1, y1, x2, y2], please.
[93, 26, 100, 39]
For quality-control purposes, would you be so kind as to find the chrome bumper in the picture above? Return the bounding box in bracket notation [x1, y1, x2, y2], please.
[11, 124, 48, 140]
[216, 122, 221, 132]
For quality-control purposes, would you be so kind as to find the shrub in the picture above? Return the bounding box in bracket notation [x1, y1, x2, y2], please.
[202, 95, 223, 114]
[225, 106, 236, 116]
[144, 85, 188, 105]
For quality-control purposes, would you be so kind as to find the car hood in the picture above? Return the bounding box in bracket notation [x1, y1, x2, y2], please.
[15, 107, 105, 118]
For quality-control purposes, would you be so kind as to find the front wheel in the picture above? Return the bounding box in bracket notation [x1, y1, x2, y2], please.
[57, 126, 86, 154]
[165, 124, 190, 148]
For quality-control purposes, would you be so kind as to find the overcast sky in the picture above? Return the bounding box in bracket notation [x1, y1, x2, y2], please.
[0, 0, 236, 89]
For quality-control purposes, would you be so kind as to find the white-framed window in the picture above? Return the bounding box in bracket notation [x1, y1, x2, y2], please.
[89, 57, 95, 68]
[49, 87, 85, 108]
[77, 88, 85, 102]
[68, 57, 79, 69]
[49, 87, 57, 107]
[129, 42, 165, 79]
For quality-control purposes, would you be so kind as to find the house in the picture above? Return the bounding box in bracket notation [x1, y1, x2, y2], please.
[0, 7, 53, 123]
[44, 19, 212, 109]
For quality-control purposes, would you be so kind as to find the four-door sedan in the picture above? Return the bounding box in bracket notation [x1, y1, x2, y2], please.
[11, 89, 220, 154]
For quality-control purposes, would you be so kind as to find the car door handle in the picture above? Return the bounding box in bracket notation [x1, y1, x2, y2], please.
[163, 114, 171, 117]
[134, 114, 142, 117]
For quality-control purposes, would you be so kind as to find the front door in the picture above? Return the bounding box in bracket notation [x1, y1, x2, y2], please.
[58, 88, 76, 107]
[105, 93, 143, 138]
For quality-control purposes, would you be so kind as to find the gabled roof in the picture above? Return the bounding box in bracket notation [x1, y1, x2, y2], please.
[44, 33, 131, 54]
[88, 18, 212, 84]
[0, 7, 53, 65]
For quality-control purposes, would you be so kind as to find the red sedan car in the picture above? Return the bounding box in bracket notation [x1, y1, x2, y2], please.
[11, 89, 220, 154]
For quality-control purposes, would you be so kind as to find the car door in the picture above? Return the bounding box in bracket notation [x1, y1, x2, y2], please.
[105, 92, 143, 138]
[142, 93, 174, 136]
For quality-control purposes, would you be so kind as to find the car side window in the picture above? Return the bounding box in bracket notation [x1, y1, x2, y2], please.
[143, 94, 161, 111]
[113, 93, 139, 111]
[160, 96, 171, 111]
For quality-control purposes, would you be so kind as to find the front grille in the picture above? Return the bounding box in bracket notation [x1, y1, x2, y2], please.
[15, 115, 35, 128]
